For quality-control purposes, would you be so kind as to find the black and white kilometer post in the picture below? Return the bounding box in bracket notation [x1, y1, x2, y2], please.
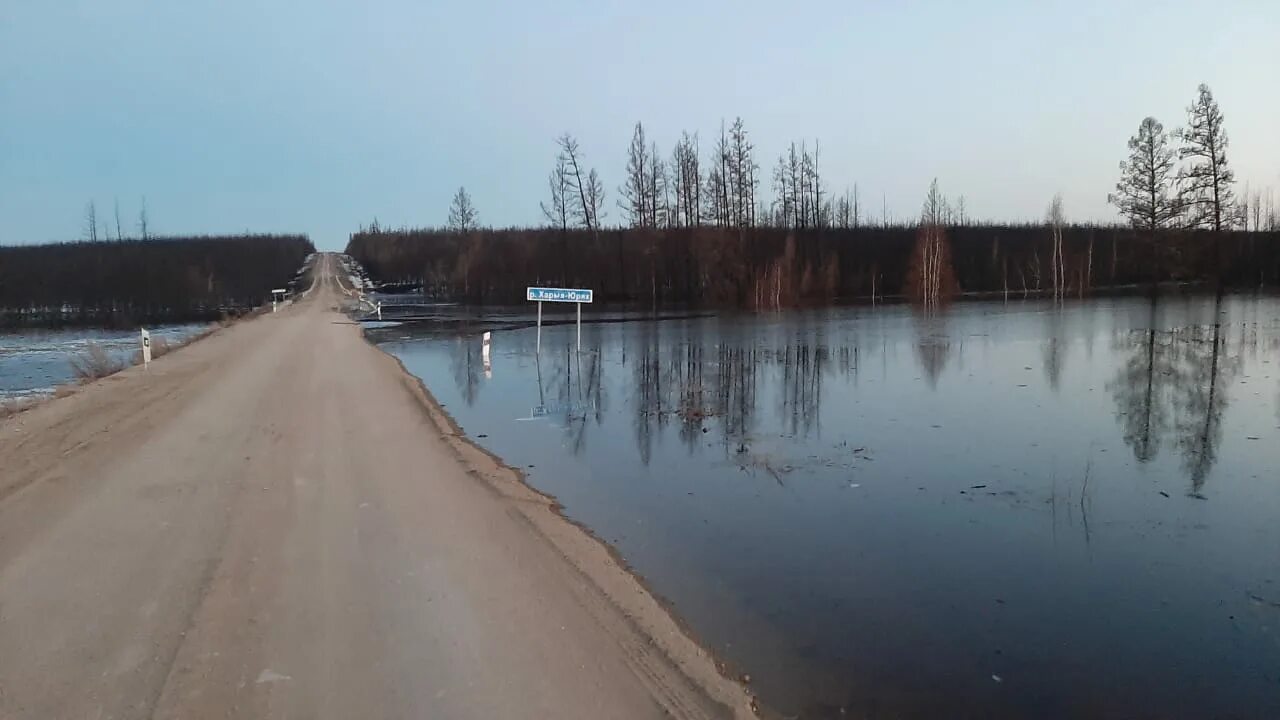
[140, 328, 152, 368]
[527, 286, 594, 354]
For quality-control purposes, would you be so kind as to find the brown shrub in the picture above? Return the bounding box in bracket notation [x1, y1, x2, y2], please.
[69, 342, 128, 382]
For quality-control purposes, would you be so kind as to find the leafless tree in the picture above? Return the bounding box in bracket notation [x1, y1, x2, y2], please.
[1110, 117, 1181, 231]
[619, 123, 652, 227]
[728, 118, 757, 228]
[834, 189, 852, 228]
[1109, 116, 1181, 287]
[648, 142, 666, 228]
[448, 186, 478, 233]
[541, 152, 572, 232]
[1046, 194, 1066, 301]
[669, 131, 701, 227]
[84, 201, 99, 242]
[113, 199, 123, 241]
[915, 179, 949, 309]
[1177, 85, 1235, 237]
[556, 133, 599, 236]
[138, 197, 149, 240]
[584, 168, 606, 229]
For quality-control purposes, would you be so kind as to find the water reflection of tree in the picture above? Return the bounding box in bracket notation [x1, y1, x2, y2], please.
[1108, 295, 1240, 493]
[449, 338, 482, 406]
[1169, 297, 1239, 496]
[912, 311, 952, 389]
[778, 344, 825, 437]
[1042, 307, 1066, 391]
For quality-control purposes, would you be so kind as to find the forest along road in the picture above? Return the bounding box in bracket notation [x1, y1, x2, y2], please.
[0, 254, 750, 720]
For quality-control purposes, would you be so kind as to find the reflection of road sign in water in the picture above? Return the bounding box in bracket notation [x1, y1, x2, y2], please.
[527, 287, 593, 354]
[526, 287, 593, 303]
[141, 328, 152, 366]
[482, 331, 492, 377]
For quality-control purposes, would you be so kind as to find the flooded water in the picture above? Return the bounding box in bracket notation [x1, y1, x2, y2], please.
[0, 325, 204, 399]
[372, 295, 1280, 719]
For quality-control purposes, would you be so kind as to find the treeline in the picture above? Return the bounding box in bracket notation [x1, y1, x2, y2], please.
[345, 224, 1280, 307]
[0, 234, 314, 327]
[354, 82, 1277, 308]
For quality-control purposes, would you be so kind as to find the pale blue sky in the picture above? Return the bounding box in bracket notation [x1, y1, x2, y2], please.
[2, 0, 1277, 250]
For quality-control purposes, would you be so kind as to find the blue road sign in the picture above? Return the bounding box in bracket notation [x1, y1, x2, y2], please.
[526, 287, 593, 304]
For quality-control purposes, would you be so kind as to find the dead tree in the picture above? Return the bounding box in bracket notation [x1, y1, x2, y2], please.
[447, 186, 478, 233]
[138, 197, 149, 240]
[84, 201, 99, 242]
[619, 122, 651, 227]
[557, 134, 597, 236]
[1046, 194, 1066, 301]
[541, 152, 572, 232]
[648, 142, 666, 228]
[728, 118, 756, 228]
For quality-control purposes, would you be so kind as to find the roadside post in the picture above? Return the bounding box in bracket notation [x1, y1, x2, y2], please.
[271, 288, 287, 312]
[140, 328, 152, 368]
[526, 287, 593, 355]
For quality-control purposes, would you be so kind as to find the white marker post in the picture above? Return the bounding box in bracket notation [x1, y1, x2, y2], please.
[140, 328, 152, 367]
[526, 287, 593, 355]
[271, 288, 287, 312]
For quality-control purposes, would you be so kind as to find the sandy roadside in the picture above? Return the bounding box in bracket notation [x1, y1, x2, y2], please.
[0, 255, 754, 719]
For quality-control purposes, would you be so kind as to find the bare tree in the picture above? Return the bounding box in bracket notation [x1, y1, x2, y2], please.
[1177, 84, 1235, 240]
[727, 118, 757, 227]
[1109, 116, 1181, 288]
[557, 134, 598, 235]
[834, 189, 852, 228]
[648, 142, 666, 228]
[914, 179, 950, 309]
[811, 140, 823, 229]
[1046, 194, 1066, 301]
[540, 152, 572, 232]
[619, 122, 651, 227]
[1110, 117, 1181, 231]
[669, 131, 701, 227]
[84, 201, 99, 242]
[114, 199, 123, 241]
[448, 186, 478, 233]
[584, 168, 606, 229]
[138, 197, 149, 240]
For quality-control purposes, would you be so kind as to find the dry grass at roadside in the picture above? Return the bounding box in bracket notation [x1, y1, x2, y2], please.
[69, 342, 128, 382]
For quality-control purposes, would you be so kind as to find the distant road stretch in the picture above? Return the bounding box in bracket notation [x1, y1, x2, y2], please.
[0, 254, 749, 720]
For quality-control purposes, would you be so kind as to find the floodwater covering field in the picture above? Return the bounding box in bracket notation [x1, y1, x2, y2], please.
[371, 295, 1280, 719]
[1, 325, 204, 399]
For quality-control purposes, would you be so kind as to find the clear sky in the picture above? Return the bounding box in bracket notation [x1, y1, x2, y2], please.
[2, 0, 1277, 250]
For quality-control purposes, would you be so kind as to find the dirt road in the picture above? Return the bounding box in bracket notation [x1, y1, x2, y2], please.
[0, 255, 750, 719]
